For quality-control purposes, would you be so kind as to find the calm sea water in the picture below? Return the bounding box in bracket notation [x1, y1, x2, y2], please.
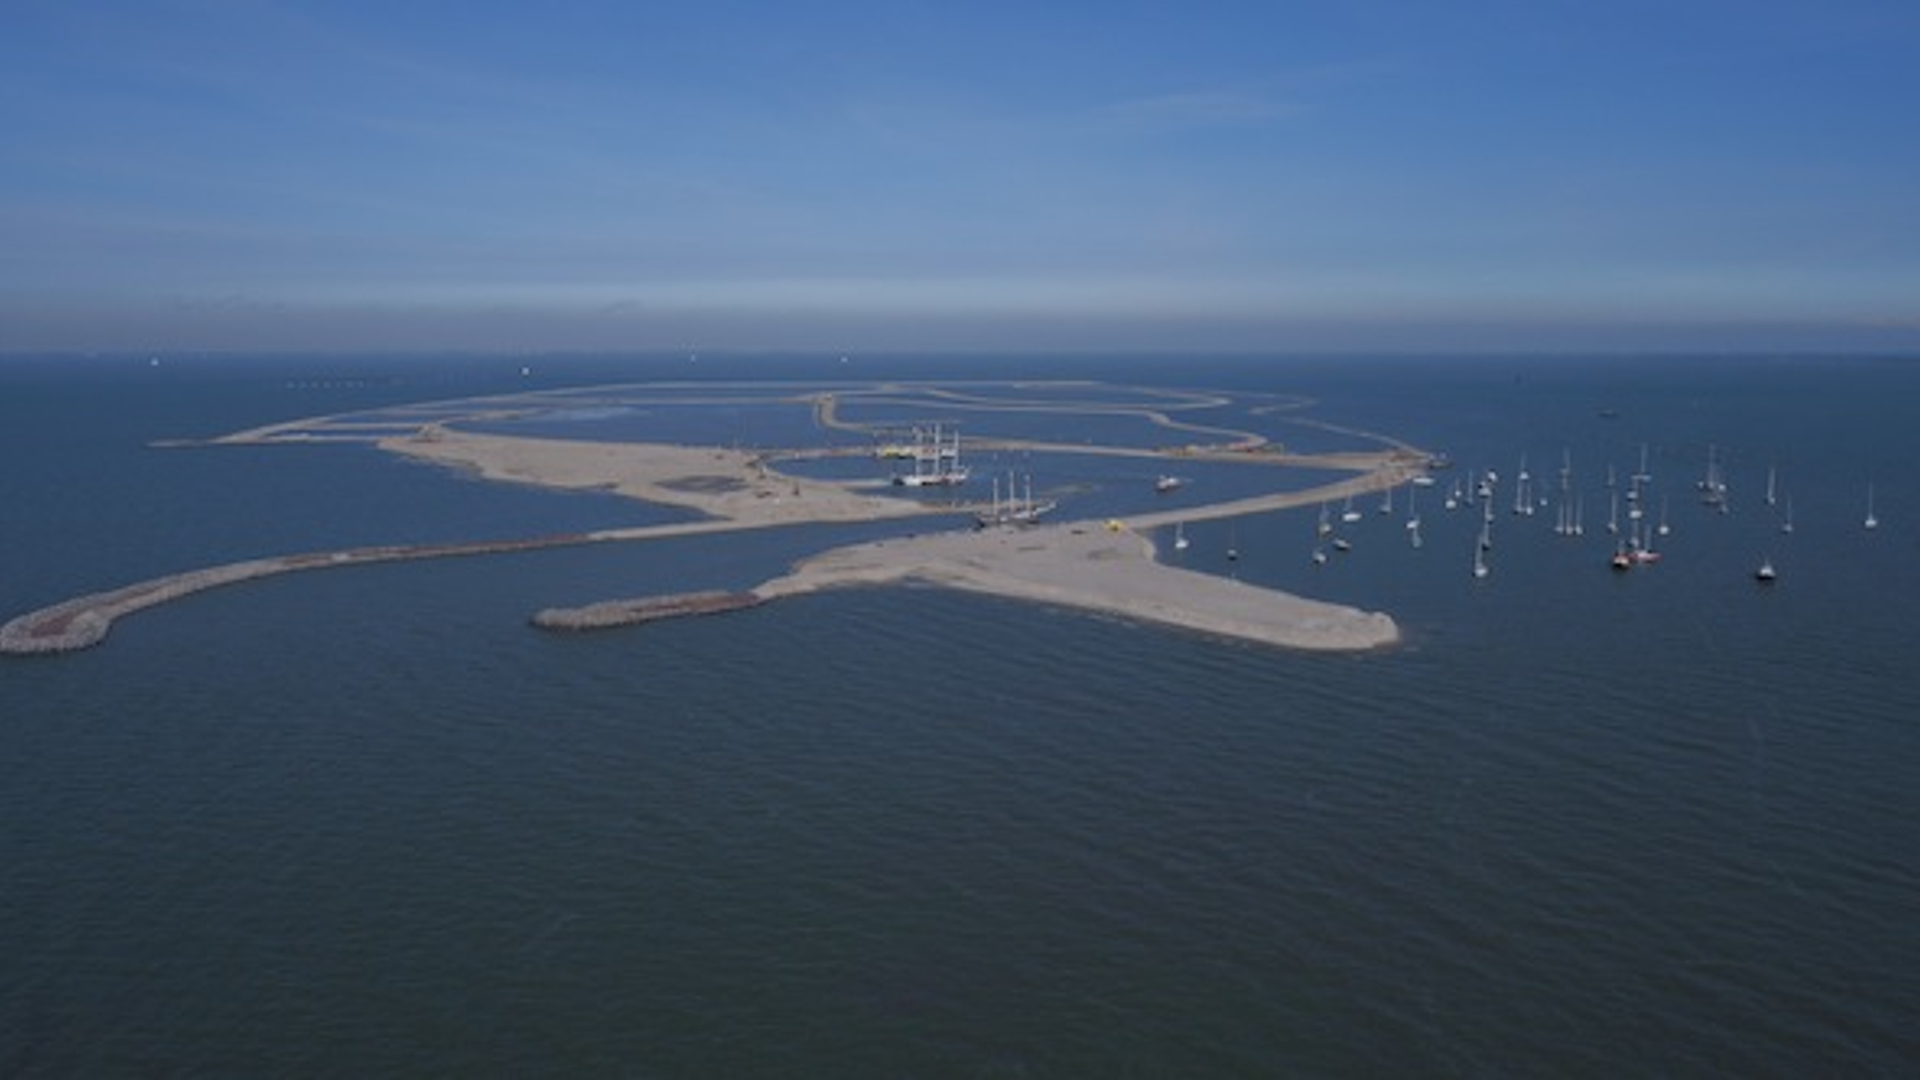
[3, 353, 1917, 1076]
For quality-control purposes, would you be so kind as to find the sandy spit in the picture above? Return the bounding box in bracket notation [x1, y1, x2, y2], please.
[381, 428, 937, 525]
[752, 523, 1398, 652]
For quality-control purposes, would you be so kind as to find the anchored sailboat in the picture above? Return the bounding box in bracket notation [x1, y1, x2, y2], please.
[1698, 444, 1728, 511]
[973, 471, 1053, 527]
[893, 423, 968, 487]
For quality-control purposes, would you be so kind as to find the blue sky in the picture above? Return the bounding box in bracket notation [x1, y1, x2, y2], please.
[4, 0, 1918, 354]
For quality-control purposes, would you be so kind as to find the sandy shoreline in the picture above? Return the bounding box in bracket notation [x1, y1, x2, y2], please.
[7, 424, 1406, 655]
[391, 428, 1400, 649]
[751, 523, 1397, 651]
[381, 427, 940, 525]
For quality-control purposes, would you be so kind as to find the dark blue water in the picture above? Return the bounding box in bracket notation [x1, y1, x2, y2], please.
[3, 353, 1917, 1076]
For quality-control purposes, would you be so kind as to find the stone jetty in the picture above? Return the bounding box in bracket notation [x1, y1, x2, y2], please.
[531, 590, 764, 631]
[1, 535, 595, 655]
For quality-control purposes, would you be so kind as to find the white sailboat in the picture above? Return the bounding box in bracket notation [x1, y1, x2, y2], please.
[1865, 483, 1879, 530]
[1472, 501, 1491, 577]
[1780, 495, 1794, 534]
[1630, 515, 1661, 564]
[1699, 444, 1728, 510]
[1553, 448, 1574, 535]
[974, 471, 1054, 528]
[1174, 521, 1190, 551]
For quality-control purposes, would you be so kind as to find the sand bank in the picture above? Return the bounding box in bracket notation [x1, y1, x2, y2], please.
[751, 524, 1398, 651]
[1, 430, 949, 656]
[8, 426, 1405, 656]
[381, 428, 935, 525]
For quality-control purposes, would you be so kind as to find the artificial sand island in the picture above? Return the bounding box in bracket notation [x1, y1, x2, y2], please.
[3, 384, 1419, 656]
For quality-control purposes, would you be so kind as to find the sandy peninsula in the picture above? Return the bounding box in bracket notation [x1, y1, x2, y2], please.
[381, 427, 936, 526]
[6, 415, 1409, 656]
[398, 430, 1400, 650]
[750, 523, 1397, 651]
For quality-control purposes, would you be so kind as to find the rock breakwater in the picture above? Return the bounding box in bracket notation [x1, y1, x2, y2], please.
[531, 590, 764, 631]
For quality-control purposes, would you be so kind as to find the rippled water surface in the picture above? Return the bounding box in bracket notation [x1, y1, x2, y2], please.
[3, 353, 1916, 1075]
